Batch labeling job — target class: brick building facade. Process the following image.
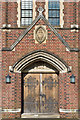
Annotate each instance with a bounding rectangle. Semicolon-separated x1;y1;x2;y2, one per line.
0;0;80;119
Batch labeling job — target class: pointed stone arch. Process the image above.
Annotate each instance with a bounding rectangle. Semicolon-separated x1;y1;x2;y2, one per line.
13;50;70;73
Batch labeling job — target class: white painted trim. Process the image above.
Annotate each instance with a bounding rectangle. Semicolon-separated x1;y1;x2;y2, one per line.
71;29;79;32
17;0;64;28
17;0;36;26
60;0;64;28
2;109;21;113
2;29;11;32
33;0;36;20
71;24;78;28
17;0;20;27
14;68;21;73
59;109;78;113
35;2;37;18
60;68;67;73
71;24;79;32
9;66;13;72
66;48;70;52
45;0;64;28
8;24;11;27
12;48;15;51
45;0;48;19
3;24;6;27
13;51;68;73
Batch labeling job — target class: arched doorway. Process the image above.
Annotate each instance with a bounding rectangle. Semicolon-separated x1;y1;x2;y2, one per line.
13;50;69;118
21;61;59;118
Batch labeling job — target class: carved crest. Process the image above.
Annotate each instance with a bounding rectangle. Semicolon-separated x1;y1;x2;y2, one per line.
35;26;46;44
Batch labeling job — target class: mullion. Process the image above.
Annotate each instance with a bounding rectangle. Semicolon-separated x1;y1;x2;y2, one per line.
48;9;60;10
21;17;32;18
21;9;32;10
49;16;60;18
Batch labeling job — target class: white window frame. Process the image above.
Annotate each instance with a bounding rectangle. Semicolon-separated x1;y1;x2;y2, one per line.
17;0;36;27
45;0;64;28
17;0;64;28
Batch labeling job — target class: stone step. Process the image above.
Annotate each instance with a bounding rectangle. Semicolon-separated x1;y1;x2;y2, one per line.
21;113;60;118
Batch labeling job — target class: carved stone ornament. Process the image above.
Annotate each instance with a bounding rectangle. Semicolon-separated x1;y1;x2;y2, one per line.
35;26;46;44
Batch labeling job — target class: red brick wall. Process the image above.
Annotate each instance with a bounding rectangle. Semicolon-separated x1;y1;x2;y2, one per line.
2;2;18;27
0;2;2;119
1;1;80;119
78;2;80;118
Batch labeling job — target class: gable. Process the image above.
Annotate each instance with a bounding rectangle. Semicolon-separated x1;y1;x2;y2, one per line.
2;7;79;52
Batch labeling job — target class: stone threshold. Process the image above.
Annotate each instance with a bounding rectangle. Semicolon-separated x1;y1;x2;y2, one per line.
21;113;60;118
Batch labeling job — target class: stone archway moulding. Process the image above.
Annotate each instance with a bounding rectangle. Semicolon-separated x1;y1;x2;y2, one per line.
12;50;71;73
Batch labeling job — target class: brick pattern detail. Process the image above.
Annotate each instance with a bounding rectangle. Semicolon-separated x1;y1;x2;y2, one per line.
0;1;80;119
63;2;79;27
2;2;18;27
0;2;2;120
36;1;45;18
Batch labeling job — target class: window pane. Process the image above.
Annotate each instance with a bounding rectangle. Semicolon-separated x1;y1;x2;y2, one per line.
21;1;32;9
48;0;60;9
49;18;60;26
48;0;60;26
22;10;32;17
21;18;32;25
49;10;59;17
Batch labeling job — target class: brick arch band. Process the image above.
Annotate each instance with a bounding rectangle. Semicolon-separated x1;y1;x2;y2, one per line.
13;50;70;73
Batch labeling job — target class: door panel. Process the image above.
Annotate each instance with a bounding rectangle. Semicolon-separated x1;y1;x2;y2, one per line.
41;74;58;113
23;73;58;114
24;73;40;113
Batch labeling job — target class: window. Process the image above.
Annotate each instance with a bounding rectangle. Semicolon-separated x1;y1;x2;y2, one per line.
48;0;60;26
20;0;60;26
21;0;33;26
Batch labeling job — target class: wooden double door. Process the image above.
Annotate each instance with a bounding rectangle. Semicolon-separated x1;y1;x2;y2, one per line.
23;73;58;114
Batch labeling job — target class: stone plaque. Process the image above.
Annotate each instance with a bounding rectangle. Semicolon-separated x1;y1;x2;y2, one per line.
35;26;46;44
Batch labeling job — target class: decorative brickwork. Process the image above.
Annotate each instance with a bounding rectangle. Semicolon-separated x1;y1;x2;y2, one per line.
0;1;80;119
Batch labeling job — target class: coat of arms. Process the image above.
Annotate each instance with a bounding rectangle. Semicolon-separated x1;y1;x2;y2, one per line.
35;26;46;44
